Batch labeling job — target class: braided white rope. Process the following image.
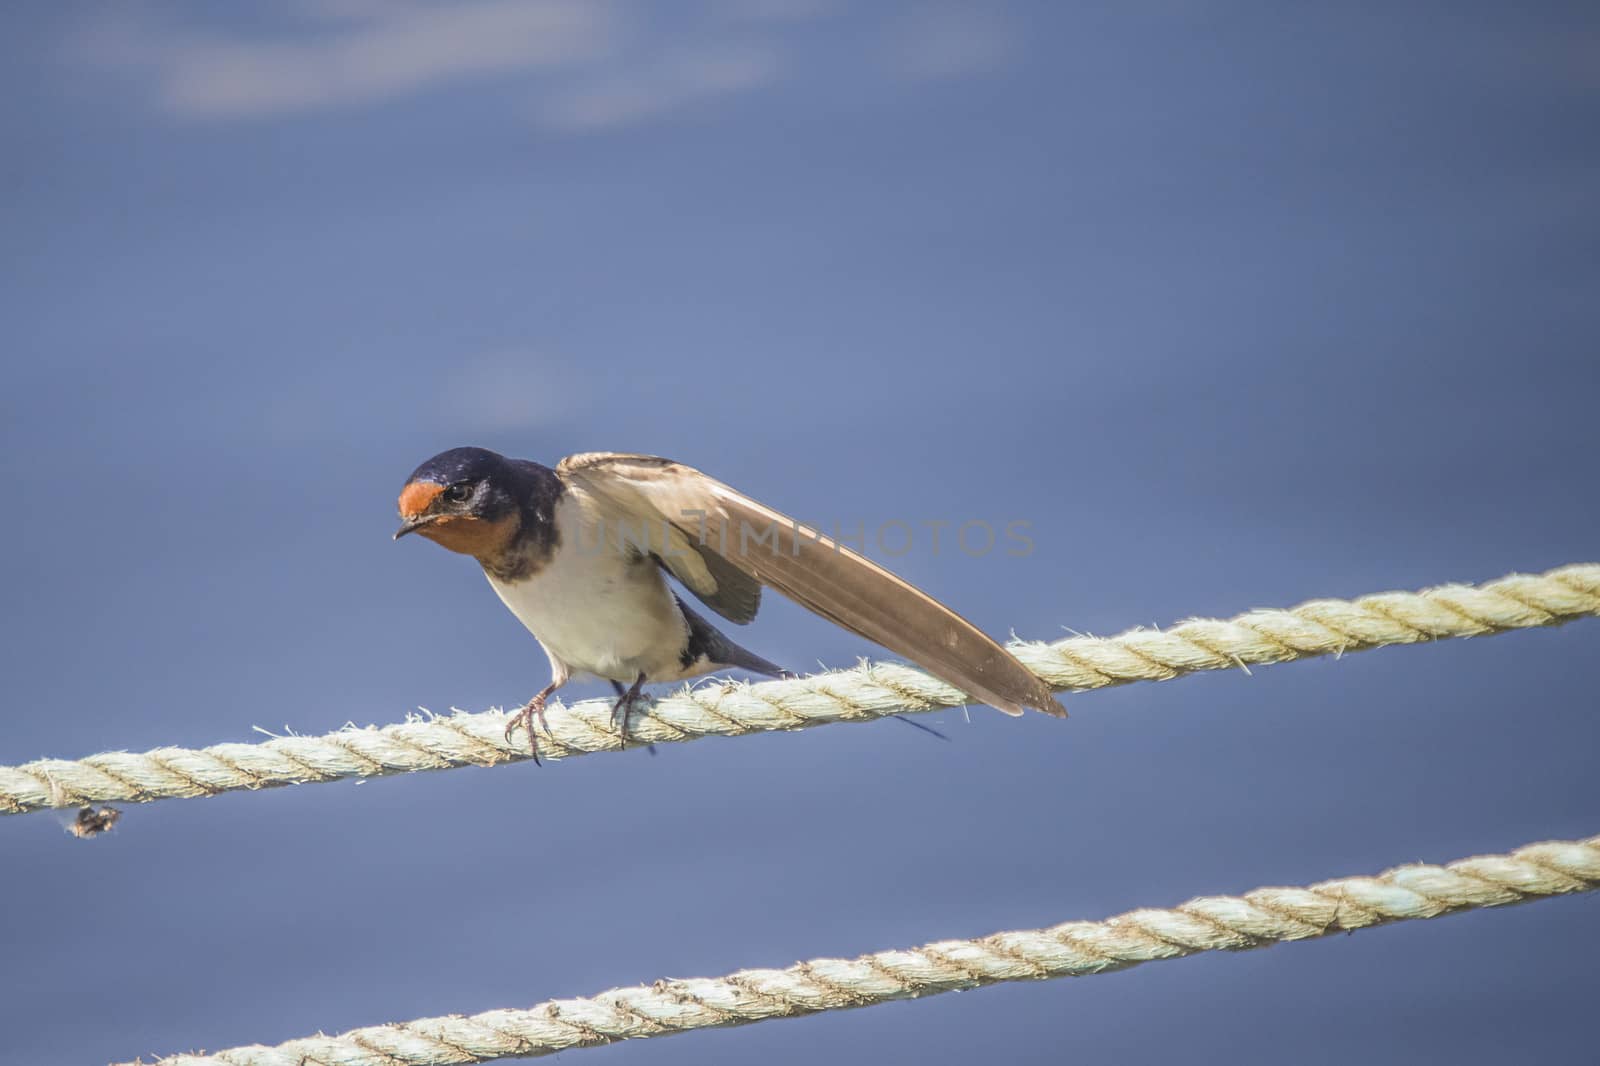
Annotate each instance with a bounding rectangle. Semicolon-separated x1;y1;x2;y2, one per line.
123;832;1600;1065
6;563;1595;816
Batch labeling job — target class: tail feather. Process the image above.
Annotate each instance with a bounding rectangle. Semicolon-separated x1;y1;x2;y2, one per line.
676;595;787;678
676;595;948;741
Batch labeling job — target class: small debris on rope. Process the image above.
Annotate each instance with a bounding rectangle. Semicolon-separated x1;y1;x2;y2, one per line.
69;805;121;838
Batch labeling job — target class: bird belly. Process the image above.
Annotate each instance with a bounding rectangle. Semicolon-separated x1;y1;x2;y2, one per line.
485;544;687;683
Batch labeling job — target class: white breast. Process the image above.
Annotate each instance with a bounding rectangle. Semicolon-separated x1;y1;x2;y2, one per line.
484;492;687;683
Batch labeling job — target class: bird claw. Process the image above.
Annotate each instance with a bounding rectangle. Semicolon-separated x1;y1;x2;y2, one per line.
610;676;651;750
505;693;550;765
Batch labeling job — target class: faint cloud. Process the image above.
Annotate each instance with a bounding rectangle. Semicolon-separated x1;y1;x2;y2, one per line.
887;6;1017;80
718;0;837;21
537;43;779;131
80;0;622;120
290;0;417;23
439;350;585;431
1573;36;1600;87
71;0;1012;131
1505;26;1600;90
255;347;581;446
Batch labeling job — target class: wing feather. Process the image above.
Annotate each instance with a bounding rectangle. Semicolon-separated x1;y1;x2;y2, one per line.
557;452;1064;717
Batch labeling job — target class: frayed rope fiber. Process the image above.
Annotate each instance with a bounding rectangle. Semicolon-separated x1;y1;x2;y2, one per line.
5;563;1596;816
123;832;1600;1065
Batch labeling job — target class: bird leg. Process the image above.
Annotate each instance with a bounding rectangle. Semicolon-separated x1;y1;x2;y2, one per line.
609;673;649;749
506;682;559;764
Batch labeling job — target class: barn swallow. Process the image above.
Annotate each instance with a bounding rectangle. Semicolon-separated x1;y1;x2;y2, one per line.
395;448;1064;761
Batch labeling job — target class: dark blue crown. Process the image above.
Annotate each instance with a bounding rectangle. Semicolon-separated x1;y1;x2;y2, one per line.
406;446;511;486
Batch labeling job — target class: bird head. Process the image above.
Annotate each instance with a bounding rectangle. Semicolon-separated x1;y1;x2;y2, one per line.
395;446;521;557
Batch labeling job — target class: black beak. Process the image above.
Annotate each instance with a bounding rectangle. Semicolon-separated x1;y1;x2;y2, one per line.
394;515;436;540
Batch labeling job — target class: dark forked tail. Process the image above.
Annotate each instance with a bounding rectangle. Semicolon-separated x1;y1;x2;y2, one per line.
675;595;946;741
676;595;788;678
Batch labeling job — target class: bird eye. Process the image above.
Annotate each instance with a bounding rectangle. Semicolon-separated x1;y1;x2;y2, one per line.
443;482;474;503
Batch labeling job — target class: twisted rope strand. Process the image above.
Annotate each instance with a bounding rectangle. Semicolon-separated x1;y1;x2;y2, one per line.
124;833;1600;1065
6;563;1596;816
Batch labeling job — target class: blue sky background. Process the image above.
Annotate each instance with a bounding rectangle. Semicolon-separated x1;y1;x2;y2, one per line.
2;2;1597;1063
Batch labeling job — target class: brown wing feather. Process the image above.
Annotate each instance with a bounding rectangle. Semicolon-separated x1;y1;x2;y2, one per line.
558;452;1065;718
562;454;763;624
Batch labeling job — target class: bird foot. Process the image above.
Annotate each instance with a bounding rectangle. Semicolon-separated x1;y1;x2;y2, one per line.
505;691;552;764
610;675;652;750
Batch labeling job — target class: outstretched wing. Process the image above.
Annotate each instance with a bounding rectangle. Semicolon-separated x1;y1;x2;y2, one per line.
557;452;1065;718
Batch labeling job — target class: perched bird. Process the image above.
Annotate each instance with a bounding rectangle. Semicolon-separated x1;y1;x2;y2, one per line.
395;447;1064;761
